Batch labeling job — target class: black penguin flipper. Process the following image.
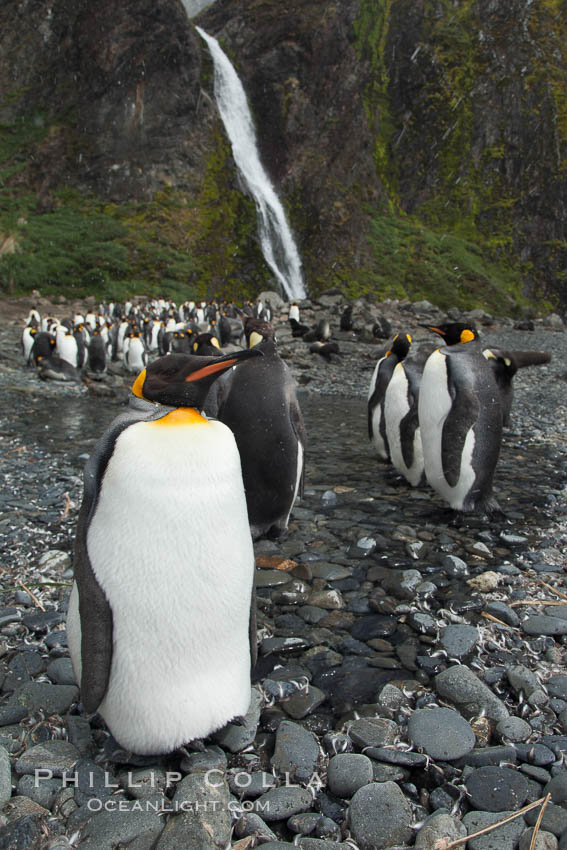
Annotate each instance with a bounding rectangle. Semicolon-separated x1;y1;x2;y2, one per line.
441;383;480;488
74;504;113;713
74;396;174;713
399;404;419;470
249;577;258;669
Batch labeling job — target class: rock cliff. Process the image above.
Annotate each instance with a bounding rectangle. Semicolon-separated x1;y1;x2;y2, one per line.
0;0;565;309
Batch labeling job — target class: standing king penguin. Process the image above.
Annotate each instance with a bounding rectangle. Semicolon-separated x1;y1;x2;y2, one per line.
418;323;502;512
368;333;412;462
215;322;306;540
67;349;261;755
384;344;432;487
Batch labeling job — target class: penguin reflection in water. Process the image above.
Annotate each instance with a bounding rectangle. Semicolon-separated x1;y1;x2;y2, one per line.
67;349;261;755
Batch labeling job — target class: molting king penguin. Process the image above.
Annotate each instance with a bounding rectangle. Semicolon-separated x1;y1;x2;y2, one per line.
367;333;412;462
214;322;307;540
418;323;503;512
482;347;551;427
67;348;262;755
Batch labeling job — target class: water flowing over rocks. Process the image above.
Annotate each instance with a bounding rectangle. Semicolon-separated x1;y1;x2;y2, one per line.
0;295;566;847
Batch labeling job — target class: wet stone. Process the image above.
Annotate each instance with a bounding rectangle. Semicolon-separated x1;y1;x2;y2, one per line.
79;809;164;850
253;787;313;822
519;829;558;850
7;682;78;715
348;781;413;850
298;606;327;625
441;624;479;659
261;636;311;654
408;708;476;761
522;616;567;636
307;590;344;610
281;685;326;719
547;675;567;700
506;664;541;697
515;743;556;766
496;716;533;743
485;601;520;627
365;747;428;768
17;773;61;809
525;802;567;837
46;657;75;685
347;717;397;749
465;765;529;812
66;716;94;756
407;611;437;634
0;745;11;808
435;664;509;722
441;554;469;576
160;775;231;849
15;740;80;776
313;664;404;712
271;721;319;784
21;610;64;633
327;753;373;798
544;773;567;805
0;705;28;727
256;570;292;588
234;812;277;843
0;816;40;850
229;770;276;799
463;809;526;850
415;811;468;848
350;615;397;640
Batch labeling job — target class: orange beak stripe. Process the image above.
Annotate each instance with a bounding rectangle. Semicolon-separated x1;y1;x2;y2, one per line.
132;369;147;398
185;359;237;382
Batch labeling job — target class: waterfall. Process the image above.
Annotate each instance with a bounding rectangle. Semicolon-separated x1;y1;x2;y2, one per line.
195;27;307;301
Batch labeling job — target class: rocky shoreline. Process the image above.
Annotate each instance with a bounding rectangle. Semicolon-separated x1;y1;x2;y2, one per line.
0;294;566;850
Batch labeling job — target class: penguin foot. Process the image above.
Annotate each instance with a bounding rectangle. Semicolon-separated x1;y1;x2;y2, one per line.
230;715;247;727
186;738;207;752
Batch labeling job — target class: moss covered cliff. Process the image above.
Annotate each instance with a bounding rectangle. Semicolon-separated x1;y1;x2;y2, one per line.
0;0;565;312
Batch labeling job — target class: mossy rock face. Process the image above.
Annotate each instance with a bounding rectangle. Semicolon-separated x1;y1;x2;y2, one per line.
0;0;566;309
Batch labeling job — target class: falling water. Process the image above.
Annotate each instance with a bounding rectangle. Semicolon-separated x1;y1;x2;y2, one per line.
196;27;306;301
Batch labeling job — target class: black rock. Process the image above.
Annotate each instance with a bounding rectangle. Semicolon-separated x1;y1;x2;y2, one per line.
465;766;529;812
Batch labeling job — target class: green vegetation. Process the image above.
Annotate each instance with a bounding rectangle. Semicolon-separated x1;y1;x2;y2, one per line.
365;209;531;313
351;0;564;313
0;114;267;303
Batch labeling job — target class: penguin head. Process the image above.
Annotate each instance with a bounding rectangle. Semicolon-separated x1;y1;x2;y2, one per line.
422;323;478;345
245;319;275;348
131;349;262;408
389;333;412;358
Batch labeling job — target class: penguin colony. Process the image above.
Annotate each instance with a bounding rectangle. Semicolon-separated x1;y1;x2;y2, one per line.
20;298;552;753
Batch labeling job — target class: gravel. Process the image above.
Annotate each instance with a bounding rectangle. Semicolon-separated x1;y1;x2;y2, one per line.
0;294;566;848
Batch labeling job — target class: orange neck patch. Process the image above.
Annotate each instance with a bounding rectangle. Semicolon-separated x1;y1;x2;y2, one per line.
152;408;208;427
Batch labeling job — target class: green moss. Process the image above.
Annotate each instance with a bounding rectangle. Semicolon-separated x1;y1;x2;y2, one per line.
354;0;398;202
0;109;272;301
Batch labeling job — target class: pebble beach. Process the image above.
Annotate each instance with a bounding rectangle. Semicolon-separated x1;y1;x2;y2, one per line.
0;293;566;850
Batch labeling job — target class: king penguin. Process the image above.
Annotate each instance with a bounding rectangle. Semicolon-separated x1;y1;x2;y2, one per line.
214;322;307;540
367;333;412;462
384;344;433;487
483;347;551;427
67;348;262;755
418;323;503;512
